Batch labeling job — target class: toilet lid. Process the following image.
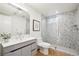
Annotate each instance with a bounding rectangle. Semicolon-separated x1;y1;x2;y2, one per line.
38;42;51;48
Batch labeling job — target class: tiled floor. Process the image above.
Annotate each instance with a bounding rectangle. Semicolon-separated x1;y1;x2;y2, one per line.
35;48;72;56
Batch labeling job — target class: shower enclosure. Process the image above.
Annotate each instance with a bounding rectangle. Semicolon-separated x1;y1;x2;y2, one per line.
41;9;79;55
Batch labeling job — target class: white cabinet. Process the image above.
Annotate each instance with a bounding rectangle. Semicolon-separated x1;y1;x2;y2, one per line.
31;43;37;50
21;45;31;56
4;49;21;56
31;42;37;56
3;39;37;56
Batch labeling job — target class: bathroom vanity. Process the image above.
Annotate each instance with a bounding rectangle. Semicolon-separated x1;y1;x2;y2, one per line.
0;37;37;56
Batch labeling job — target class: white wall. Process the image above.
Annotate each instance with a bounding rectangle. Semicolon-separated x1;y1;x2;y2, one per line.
30;11;41;39
17;4;42;39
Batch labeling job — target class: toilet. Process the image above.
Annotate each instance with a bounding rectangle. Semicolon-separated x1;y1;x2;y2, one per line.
37;37;51;55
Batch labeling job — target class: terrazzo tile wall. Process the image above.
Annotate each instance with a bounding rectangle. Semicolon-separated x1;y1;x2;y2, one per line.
56;11;77;50
74;8;79;52
42;9;79;53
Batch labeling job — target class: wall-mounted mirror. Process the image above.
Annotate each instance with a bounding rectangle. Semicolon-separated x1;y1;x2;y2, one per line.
0;3;30;37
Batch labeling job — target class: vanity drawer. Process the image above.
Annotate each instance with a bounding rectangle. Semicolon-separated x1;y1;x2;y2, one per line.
3;45;15;54
13;39;36;50
4;49;21;56
31;42;37;51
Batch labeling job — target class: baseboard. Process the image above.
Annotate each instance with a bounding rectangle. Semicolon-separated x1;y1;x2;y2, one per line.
50;46;79;56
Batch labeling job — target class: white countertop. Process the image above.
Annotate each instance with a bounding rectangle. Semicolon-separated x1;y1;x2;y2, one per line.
1;36;36;48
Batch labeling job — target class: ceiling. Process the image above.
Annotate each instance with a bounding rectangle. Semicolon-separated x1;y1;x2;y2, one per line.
0;3;29;17
0;3;18;15
0;3;78;18
25;3;79;17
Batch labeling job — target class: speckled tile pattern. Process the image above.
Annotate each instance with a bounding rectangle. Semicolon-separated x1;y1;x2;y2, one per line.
57;12;78;50
42;11;79;53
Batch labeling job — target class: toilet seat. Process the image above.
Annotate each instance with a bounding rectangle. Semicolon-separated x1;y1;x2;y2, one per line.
38;42;51;48
36;37;51;55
